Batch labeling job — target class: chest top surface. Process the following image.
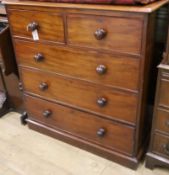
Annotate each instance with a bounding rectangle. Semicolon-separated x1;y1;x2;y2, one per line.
2;0;169;13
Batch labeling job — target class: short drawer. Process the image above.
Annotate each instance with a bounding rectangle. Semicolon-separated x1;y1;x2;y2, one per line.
24;94;134;155
67;14;143;55
15;40;140;91
152;133;169;159
155;108;169;134
159;77;169;108
20;67;138;125
8;9;64;43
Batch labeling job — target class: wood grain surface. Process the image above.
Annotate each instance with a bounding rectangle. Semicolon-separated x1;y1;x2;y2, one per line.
14;39;140;91
24;94;134;155
152;133;169;159
155;108;169;134
20;67;138;125
67;14;143;55
8;9;64;43
3;0;169;13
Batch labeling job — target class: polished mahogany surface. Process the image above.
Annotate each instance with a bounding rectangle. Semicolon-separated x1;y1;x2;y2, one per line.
4;0;169;169
146;64;169;169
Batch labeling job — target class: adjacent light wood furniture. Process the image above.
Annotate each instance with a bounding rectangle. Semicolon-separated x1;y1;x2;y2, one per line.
4;0;169;169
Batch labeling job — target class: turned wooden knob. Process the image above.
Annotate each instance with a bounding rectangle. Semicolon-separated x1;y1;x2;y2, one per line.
27;22;39;32
94;29;107;40
39;82;48;91
43;110;52;118
97;97;107;107
163;144;169;155
97;128;106;137
34;53;44;62
96;65;107;75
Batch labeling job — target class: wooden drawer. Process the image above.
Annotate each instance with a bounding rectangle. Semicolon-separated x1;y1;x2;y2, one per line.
20;67;138;124
8;9;64;43
15;40;140;91
159;78;169;108
155;108;169;134
24;94;134;155
67;14;143;55
152;133;169;159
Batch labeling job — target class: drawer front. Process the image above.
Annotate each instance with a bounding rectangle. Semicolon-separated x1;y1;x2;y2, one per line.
152;133;169;159
67;14;143;55
155;108;169;134
20;67;138;124
8;10;64;43
24;95;134;155
15;40;140;91
159;78;169;107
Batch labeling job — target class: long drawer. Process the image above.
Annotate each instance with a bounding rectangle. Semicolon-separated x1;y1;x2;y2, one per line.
152;133;169;159
67;14;143;55
20;67;138;124
24;94;134;155
8;9;64;43
15;40;140;91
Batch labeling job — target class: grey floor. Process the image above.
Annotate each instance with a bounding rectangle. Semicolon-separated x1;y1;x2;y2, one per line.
0;112;168;175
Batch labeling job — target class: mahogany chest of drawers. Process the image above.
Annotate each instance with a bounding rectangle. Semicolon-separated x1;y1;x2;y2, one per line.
146;63;169;169
4;0;169;169
146;17;169;169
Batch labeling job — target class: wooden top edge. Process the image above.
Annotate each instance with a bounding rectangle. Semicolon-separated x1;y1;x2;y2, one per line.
2;0;169;13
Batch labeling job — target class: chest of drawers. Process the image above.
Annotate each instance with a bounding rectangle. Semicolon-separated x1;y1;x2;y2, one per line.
146;64;169;169
4;0;169;169
146;15;169;169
